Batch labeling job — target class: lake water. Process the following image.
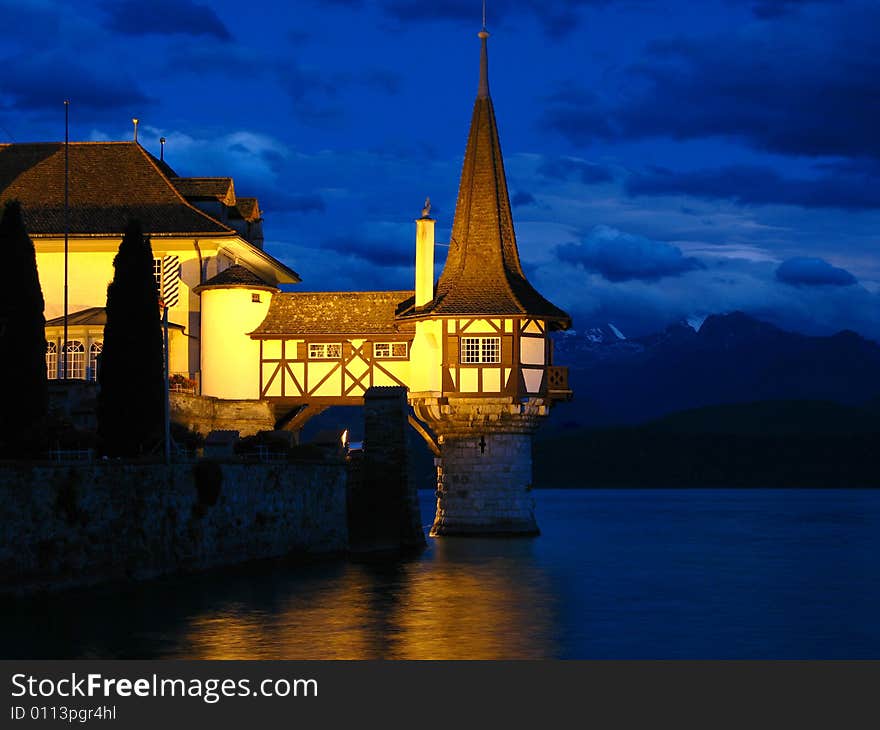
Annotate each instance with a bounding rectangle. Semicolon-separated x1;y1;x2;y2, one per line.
4;489;880;659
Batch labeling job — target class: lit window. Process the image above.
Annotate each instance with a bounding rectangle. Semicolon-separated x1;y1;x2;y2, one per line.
153;258;163;293
461;336;501;364
63;340;86;379
308;343;342;359
46;341;57;380
89;341;103;382
374;342;408;359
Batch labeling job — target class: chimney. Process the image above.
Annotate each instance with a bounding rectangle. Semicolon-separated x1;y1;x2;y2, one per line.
415;197;435;308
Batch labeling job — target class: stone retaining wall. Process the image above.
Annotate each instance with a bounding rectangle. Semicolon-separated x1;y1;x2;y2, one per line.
0;460;347;595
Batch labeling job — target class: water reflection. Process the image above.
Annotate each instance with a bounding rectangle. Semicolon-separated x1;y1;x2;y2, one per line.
3;526;559;659
6;489;879;659
170;537;559;660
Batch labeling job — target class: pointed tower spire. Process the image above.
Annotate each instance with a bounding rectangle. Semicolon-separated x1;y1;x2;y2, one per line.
478;23;490;98
411;22;570;327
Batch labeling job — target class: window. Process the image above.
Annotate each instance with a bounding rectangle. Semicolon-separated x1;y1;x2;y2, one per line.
153;258;163;293
374;342;408;359
46;341;57;380
308;343;342;359
461;336;501;364
63;340;85;379
89;341;103;382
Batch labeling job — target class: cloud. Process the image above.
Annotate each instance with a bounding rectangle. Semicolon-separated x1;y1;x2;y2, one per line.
0;54;152;113
260;193;326;214
511;191;536;207
744;0;835;19
556;225;703;282
532;250;880;341
542;2;880;160
626;164;880;211
537;156;614;185
320;234;412;268
330;0;615;35
99;0;231;40
776;257;857;287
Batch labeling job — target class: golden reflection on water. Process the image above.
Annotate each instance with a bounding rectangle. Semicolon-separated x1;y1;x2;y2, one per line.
168;538;560;660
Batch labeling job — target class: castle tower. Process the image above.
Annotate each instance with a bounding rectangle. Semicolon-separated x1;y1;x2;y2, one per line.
404;26;572;536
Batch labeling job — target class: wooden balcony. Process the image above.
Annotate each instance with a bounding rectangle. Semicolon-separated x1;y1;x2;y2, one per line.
546;366;572;401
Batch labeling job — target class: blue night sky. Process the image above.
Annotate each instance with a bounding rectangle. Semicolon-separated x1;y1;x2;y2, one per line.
2;0;879;339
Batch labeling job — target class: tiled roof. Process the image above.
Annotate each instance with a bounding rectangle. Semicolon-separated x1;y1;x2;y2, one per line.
251;291;415;337
408;35;570;328
199;264;275;289
171;177;236;206
45;306;183;329
231;197;260;221
0;142;234;236
45;306;106;327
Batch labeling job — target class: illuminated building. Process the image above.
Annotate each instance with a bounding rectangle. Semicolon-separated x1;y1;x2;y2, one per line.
0;25;570;535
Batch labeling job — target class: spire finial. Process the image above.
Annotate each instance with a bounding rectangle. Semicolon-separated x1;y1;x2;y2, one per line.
477;5;490;99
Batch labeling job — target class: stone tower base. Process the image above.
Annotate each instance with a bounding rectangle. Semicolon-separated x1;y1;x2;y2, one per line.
431;432;538;536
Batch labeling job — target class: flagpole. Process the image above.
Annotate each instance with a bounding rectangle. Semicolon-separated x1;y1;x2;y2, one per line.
63;99;69;379
164;304;171;465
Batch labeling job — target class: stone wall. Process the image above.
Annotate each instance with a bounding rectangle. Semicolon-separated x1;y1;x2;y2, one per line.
170;392;275;437
410;395;545;536
433;432;538;536
348;387;425;552
0;460;347;596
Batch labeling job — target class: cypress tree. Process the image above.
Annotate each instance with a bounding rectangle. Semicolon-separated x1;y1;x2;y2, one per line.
97;219;165;456
0;201;48;457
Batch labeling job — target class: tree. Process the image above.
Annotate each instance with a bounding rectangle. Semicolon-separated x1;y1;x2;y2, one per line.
0;201;48;456
97;219;165;456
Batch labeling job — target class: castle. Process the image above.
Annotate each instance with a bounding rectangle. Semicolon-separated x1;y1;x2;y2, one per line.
0;27;571;535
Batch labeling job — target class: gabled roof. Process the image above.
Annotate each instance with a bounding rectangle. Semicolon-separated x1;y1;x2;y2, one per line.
251;291;415;337
404;31;571;328
231;197;261;221
196;264;277;290
171;177;236;206
0;142;236;236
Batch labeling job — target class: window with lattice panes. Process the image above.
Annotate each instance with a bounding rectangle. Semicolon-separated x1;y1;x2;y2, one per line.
153;258;163;293
89;341;103;382
63;340;85;379
374;342;408;359
461;336;500;364
46;341;57;380
309;343;342;359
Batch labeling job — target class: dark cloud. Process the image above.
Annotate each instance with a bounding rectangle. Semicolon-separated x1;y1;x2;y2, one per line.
543;2;880;160
776;257;857;287
259;192;326;214
100;0;231;40
626;164;880;211
371;0;613;35
0;54;152;113
511;191;536;207
745;0;834;19
556;226;703;282
537;156;614;185
320;235;412;268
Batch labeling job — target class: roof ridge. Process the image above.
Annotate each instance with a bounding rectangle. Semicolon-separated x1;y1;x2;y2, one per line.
133;144;236;234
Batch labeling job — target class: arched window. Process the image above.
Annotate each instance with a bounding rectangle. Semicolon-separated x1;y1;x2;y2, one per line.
63;340;85;380
89;341;103;382
46;341;58;380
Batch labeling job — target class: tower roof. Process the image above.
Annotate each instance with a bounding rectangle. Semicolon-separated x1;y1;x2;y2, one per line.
405;29;570;328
